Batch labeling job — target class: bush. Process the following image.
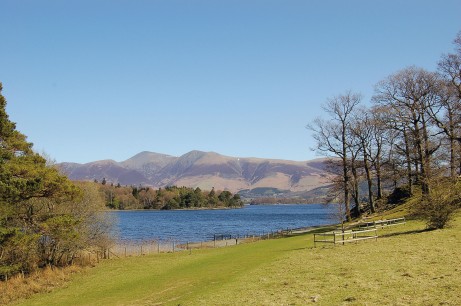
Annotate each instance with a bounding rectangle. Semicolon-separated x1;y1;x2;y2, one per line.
415;180;461;229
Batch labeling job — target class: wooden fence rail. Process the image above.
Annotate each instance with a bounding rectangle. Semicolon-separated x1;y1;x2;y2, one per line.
314;217;406;247
358;217;406;229
314;228;378;247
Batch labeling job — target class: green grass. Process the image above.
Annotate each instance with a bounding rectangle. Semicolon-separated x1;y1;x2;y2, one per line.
15;208;461;305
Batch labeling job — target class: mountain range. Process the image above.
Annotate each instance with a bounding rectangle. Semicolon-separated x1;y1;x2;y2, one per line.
57;151;331;197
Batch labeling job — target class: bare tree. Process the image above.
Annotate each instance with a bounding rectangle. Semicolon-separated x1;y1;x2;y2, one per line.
373;66;441;195
307;91;362;221
347;134;363;216
350;107;376;213
426;81;461;177
434;31;461;176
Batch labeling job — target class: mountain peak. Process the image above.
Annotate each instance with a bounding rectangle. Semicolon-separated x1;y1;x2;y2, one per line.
121;151;176;169
57;150;331;194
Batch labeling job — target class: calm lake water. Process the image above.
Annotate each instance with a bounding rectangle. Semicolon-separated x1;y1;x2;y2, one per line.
108;204;337;243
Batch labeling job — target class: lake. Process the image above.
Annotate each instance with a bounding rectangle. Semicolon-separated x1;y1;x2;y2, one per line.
109;204;337;244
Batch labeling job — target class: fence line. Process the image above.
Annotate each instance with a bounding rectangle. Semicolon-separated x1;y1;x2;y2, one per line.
314;228;378;247
105;228;300;258
358;217;406;229
314;217;406;247
69;225;336;262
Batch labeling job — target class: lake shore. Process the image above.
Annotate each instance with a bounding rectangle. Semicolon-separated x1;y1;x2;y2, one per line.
109;204;337;244
16;204;458;306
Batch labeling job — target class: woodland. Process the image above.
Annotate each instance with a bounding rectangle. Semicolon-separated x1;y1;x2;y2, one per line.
308;31;461;228
97;181;244;210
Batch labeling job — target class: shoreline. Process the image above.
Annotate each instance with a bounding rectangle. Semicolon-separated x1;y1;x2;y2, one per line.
109;221;340;257
105;202;325;212
105;205;244;212
103;204;247;212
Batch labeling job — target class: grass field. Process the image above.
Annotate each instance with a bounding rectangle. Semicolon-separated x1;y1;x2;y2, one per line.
13;207;461;305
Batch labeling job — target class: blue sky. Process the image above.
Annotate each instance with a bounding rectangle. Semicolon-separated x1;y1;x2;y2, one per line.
1;1;460;163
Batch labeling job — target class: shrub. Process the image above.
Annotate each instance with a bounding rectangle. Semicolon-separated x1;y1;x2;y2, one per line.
415;180;461;229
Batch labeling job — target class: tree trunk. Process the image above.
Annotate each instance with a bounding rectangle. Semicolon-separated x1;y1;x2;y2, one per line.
413;116;429;194
421;115;431;195
403;128;413;194
342;155;351;222
342;117;352;221
375;152;383;200
450;136;455;177
362;144;375;213
350;157;360;217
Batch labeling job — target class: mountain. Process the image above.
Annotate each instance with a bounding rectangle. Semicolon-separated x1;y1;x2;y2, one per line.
57;150;332;196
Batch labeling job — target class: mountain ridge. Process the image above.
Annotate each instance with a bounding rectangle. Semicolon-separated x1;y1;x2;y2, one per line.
57;150;331;195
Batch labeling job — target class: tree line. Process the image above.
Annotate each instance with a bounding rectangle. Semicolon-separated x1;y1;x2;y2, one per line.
0;84;113;280
98;182;244;210
308;31;461;228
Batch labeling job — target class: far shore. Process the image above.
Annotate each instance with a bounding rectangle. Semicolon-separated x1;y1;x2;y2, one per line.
105;205;244;212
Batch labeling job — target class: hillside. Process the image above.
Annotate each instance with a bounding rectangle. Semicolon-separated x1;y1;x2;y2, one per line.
58;151;332;195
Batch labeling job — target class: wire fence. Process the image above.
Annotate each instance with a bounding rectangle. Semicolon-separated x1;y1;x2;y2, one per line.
70;226;316;264
106;228;300;258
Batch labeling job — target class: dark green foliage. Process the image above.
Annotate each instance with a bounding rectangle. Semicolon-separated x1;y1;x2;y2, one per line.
0;84;111;280
99;184;244;210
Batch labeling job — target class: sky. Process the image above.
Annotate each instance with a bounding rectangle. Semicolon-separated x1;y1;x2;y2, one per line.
1;0;461;164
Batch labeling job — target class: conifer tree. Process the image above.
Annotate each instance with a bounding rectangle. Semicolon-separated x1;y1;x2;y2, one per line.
0;83;81;278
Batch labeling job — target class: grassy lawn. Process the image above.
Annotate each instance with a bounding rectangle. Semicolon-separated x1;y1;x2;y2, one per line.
15;210;461;305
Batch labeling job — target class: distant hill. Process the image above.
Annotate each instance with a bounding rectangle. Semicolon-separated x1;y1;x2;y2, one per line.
57;151;332;197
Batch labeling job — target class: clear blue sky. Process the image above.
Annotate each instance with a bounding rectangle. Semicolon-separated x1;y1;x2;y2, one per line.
1;1;460;163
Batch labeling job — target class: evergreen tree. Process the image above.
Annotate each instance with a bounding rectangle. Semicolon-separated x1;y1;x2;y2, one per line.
0;83;82;278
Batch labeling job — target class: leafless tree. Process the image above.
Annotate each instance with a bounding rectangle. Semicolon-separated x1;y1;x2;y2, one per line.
307;91;362;221
350;107;376;213
434;31;461;176
373;66;441;195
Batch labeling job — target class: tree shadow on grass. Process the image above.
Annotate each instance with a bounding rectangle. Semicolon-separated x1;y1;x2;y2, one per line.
287;228;435;252
380;228;435;238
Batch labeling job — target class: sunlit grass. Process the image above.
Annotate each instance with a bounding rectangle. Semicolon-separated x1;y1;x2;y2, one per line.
13;209;461;305
198;218;461;305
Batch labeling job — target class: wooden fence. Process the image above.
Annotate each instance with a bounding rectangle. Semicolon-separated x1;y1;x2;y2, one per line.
358;217;406;229
314;228;378;247
314;217;406;247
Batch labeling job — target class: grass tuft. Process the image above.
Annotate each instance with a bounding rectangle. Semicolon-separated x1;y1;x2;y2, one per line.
1;265;82;305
